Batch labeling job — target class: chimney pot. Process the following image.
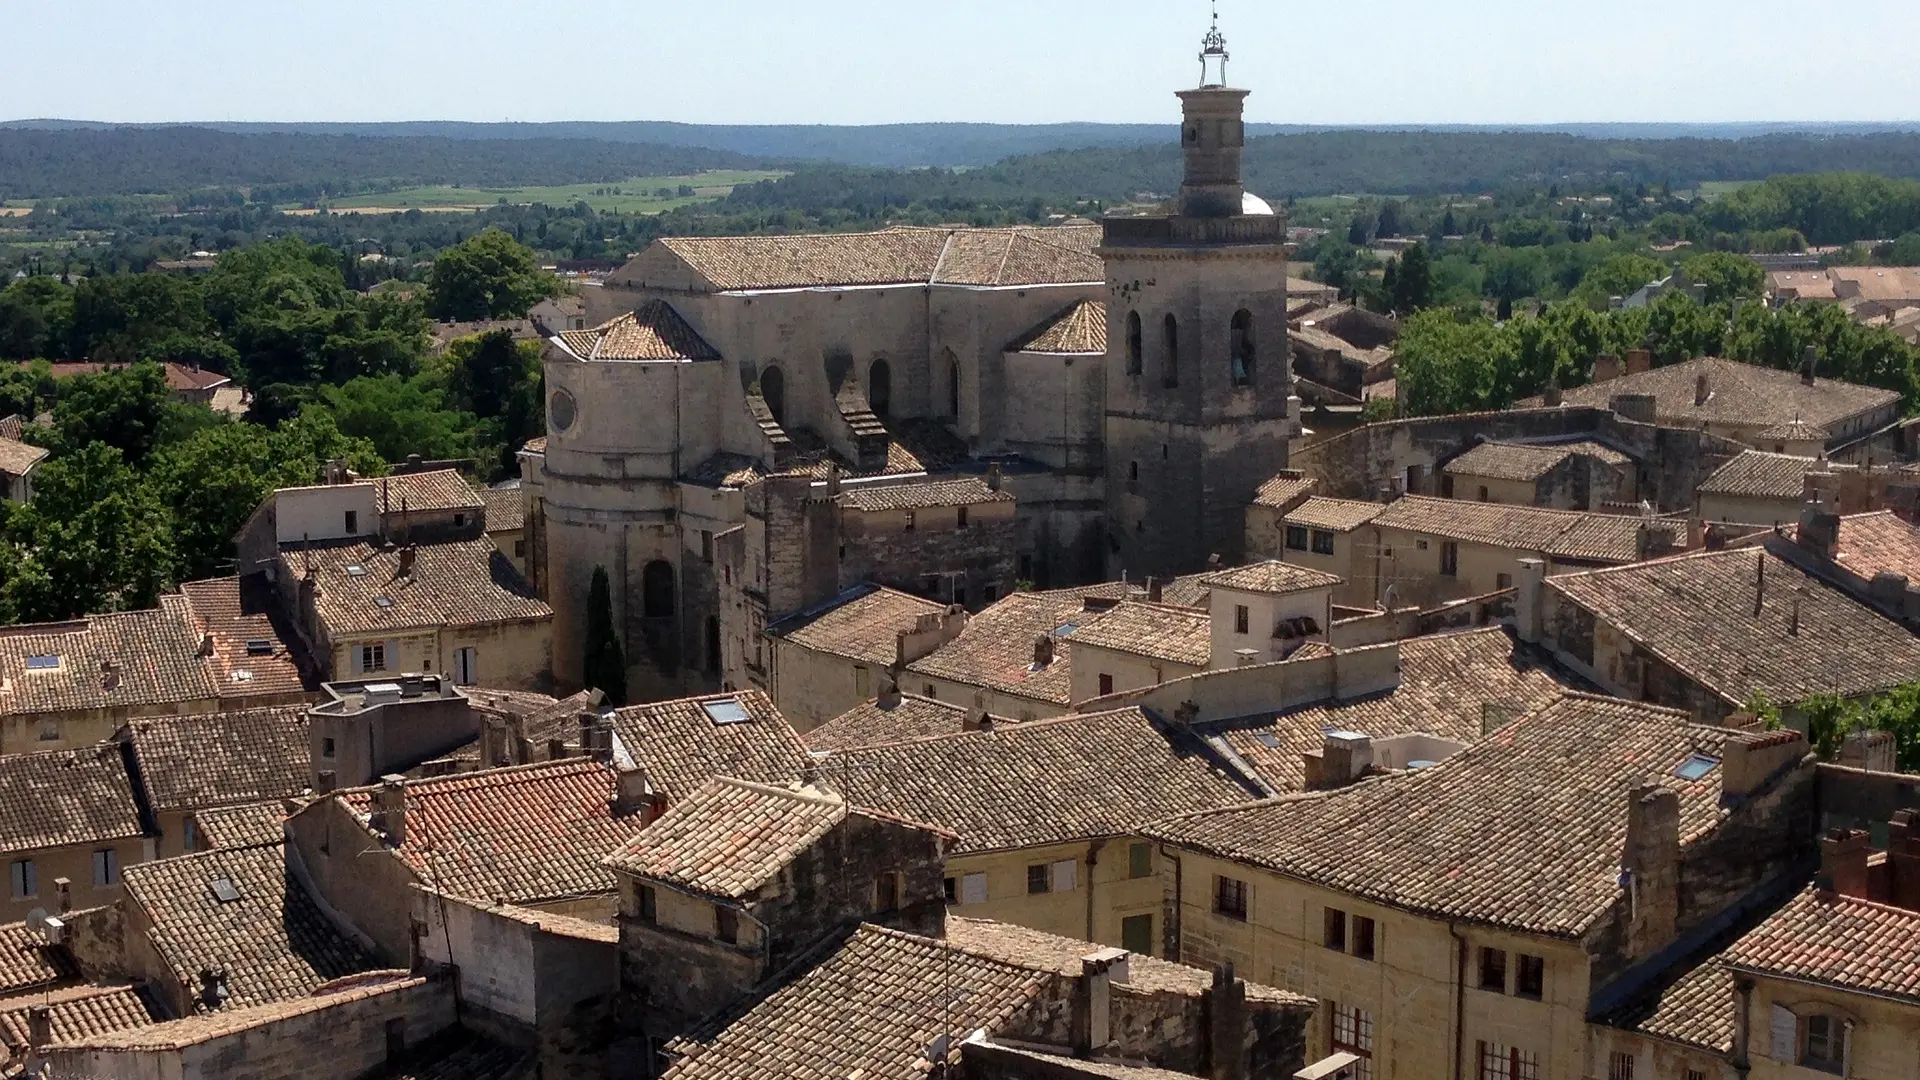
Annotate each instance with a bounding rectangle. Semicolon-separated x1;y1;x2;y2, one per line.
53;877;70;914
612;766;650;817
1593;353;1622;383
375;775;407;848
315;770;336;795
1625;348;1652;376
27;1006;51;1048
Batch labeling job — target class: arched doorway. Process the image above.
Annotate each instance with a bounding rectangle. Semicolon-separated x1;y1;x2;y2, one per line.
868;359;892;419
642;560;676;618
760;366;786;426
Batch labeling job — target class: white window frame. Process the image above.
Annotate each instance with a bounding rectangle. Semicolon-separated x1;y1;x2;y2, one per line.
358;641;388;674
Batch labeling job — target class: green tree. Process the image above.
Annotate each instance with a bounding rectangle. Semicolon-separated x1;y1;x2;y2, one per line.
1;443;173;620
309;375;478;465
48;361;172;466
0;276;74;360
1570;253;1665;309
1679;251;1766;305
582;566;628;705
1394;309;1503;416
425;230;557;321
440;330;544;479
1392;242;1434;314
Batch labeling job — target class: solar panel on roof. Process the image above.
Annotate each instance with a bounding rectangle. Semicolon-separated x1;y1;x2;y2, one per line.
701;698;753;726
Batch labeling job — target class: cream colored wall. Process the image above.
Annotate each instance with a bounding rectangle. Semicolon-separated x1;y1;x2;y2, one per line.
1744;974;1920;1080
944;837;1167;954
1207;585;1334;669
909;672;1064;724
489;526;527;577
1068;643;1201;704
0;836;151;925
1589;1027;1733;1080
1165;848;1593;1080
440;620;553;692
1376;527;1536;603
331;631;436;680
1277;532;1367;608
651;881;764;950
1449;474;1538;507
1698;492;1802;528
769;639;873;734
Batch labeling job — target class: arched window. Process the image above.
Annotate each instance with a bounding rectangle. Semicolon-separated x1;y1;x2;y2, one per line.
1162;314;1180;388
947;353;961;419
1125;311;1143;376
760;366;786;426
704;616;721;675
868;359;892;418
642;560;675;619
1231;309;1255;386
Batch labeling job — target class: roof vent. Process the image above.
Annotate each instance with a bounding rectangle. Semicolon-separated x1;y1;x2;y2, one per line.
210;877;242;904
701;698;752;726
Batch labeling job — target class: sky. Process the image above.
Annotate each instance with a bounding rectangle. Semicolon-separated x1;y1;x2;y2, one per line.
7;0;1919;127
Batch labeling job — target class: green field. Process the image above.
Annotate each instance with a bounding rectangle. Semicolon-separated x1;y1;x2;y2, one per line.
293;170;786;215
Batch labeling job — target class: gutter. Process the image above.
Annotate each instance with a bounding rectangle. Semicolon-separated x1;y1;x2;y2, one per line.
1449;923;1467;1080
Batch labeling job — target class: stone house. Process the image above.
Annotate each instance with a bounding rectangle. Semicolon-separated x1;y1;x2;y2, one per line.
761;584;950;731
816;707;1264;956
838;476;1020;607
1440;439;1637;510
480;486;528;577
1362;495;1685;607
1145;695;1821;1080
902;590;1095;722
1201;561;1342;669
1521;546;1920;723
1067;600;1212;703
113;705;310;858
174;576;313;703
0;744;155;925
0;435;47;503
1262;496;1386;607
802;692;982;750
0;905;167;1070
1244;472;1320;560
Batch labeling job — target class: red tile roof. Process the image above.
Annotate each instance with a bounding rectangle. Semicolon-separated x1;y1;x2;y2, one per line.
804;695;972;752
555;301;722;362
0;743;147;854
119;705;311;814
1725;885;1920;1001
1009;299;1107;354
284;538;551;638
175;576;308;699
0;983;164;1050
0;597;223;717
770;586;947;667
608;692;812;803
603;778;857;900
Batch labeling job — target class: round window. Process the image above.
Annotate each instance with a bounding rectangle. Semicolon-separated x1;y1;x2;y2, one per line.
549;389;577;433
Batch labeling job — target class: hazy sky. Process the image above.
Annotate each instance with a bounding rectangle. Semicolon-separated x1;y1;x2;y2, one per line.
8;0;1919;126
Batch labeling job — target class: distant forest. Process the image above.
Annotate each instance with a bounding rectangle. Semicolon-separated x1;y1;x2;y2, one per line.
12;124;1920;204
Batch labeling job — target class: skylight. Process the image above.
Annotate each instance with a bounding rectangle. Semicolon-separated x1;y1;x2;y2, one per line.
1255;733;1282;749
1674;753;1720;781
1053;621;1080;637
345;564;367;578
375;597;394;608
23;655;59;671
245;639;275;657
701;698;753;726
210;877;242;904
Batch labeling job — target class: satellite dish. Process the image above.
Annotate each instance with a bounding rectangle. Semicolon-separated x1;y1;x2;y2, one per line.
23;907;46;932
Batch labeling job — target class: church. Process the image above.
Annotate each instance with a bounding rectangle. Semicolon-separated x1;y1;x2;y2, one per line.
520;19;1299;698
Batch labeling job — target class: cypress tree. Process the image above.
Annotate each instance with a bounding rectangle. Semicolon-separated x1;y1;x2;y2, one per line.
583;566;627;705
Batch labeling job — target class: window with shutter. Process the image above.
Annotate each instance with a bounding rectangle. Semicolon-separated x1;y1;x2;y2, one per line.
960;873;988;904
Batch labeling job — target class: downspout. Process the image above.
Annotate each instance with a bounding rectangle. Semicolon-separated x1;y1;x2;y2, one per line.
1164;846;1184;962
1448;923;1467;1080
1731;976;1753;1078
1085;839;1107;943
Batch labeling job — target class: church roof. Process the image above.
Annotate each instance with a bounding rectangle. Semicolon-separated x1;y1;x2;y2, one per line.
615;226;1102;293
554;300;720;362
1009;299;1107;354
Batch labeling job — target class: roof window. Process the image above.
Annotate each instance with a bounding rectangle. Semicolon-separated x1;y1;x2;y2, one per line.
375;596;394;609
244;639;275;657
23;655;59;672
345;564;368;578
210;876;243;904
1255;733;1283;749
700;698;753;726
1053;621;1080;637
1673;753;1720;781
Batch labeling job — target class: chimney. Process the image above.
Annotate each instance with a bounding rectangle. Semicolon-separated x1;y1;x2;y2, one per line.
590;722;614;765
26;1006;51;1049
1147;577;1165;604
373;775;407;848
1818;828;1873;898
1837;730;1896;773
1514;558;1546;644
197;631;216;658
1234;648;1260;667
315;770;337;795
1625;348;1652;376
1071;948;1129;1055
1304;730;1373;790
611;766;650;817
1203;963;1247;1080
397;545;418;578
876;670;903;709
198;967;230;1009
1721;729;1809;798
987;463;1003;493
1801;345;1818;386
546;737;569;761
405;453;424;471
1798;503;1840;560
1622;783;1681;958
1694;373;1711;407
1593;353;1622;383
1543;381;1563;408
1032;634;1055;669
965;693;990;732
53;877;70;914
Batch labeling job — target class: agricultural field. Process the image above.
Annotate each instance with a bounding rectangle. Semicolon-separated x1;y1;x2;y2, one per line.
290;170;785;215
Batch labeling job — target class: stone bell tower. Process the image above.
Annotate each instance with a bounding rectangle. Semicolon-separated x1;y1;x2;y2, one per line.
1100;8;1296;580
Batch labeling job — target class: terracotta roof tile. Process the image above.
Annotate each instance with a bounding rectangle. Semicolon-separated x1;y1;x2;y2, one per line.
0;983;164;1049
1202;561;1344;596
770;585;948;667
1204;629;1572;792
608;691;812;803
1725;885;1920;1001
1548;548;1920;704
1252;474;1318;510
62;975;419;1048
628;226;1102;293
281;538;550;638
819;708;1259;854
1010;299;1107;354
943;917;1309;1005
1755;418;1831;442
520;436;547;455
191;802;287;851
603;778;855;899
1599;953;1735;1052
1822;510;1920;583
1070;601;1212;669
1444;440;1629;482
1697;450;1817;499
0;744;146;853
0;437;47;477
682;452;767;490
122;842;378;1010
374;469;484;516
119;706;309;814
1283;497;1387;532
1151;695;1736;937
0;919;77;995
340;759;646;904
841;478;1014;513
28;362;230;394
804;695;973;752
175;576;308;699
0;598;222;718
555;300;721;362
1373;495;1655;563
663;924;1051;1080
478;488;524;533
1536;356;1897;431
906;592;1093;707
384;1029;535;1080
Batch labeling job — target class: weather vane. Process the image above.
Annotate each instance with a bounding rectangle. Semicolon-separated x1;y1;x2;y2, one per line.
1199;1;1229;88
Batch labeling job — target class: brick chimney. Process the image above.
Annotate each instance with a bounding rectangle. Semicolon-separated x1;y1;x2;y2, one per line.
1032;634;1056;669
1798;502;1840;560
396;545;418;578
1801;345;1818;386
1202;962;1247;1080
372;775;408;848
1625;348;1652;376
1818;828;1873;898
1303;730;1373;790
1622;782;1681;959
1593;354;1622;383
1694;373;1711;407
1544;381;1563;407
1889;810;1920;910
611;766;651;818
